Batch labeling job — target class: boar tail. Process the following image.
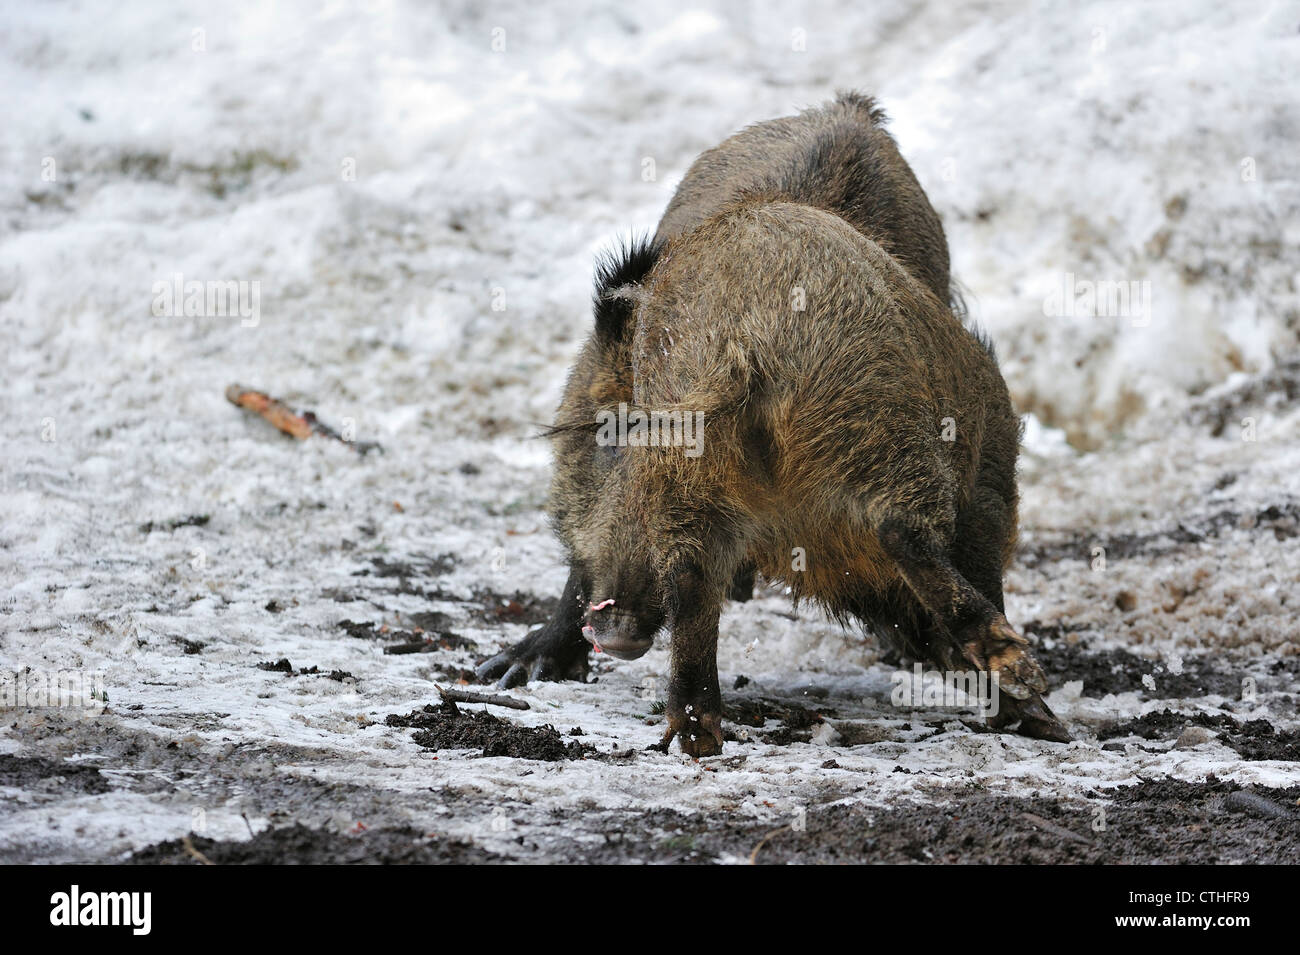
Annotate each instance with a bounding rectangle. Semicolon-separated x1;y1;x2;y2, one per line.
832;89;888;126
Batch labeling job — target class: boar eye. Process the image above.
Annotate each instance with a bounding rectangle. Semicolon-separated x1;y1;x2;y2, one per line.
598;443;620;464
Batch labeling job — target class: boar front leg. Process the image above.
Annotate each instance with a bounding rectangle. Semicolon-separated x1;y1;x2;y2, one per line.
476;568;590;688
659;564;725;757
875;515;1070;742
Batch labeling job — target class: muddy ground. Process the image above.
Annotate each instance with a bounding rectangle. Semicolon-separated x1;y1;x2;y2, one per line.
3;538;1298;864
121;779;1300;865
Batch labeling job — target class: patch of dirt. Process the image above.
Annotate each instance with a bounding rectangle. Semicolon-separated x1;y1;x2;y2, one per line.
126;823;504;864
407;610;457;632
385;700;593;761
431;666;480;684
336;555;558;635
1019;501;1300;565
112;148;300;199
0;754;112;795
338;619;382;639
1032;640;1246;698
1188;357;1300;437
337;620;476;654
353;554;458;579
171;636;205;654
564;778;1300;864
467;589;558;627
253;659;354;681
1098;709;1300;761
383;633;475;655
723;696;833;745
138;514;210;534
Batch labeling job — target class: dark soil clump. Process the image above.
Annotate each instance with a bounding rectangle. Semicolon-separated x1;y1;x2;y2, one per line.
386;700;593;761
1098;708;1300;761
1032;640;1244;698
0;754;112;795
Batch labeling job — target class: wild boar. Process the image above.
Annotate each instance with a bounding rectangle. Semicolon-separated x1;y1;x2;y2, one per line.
477;92;1068;755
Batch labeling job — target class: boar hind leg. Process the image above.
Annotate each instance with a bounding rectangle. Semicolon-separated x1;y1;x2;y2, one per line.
727;562;756;602
875;515;1070;742
656;564;725;758
476;569;590;689
948;488;1067;739
951;485;1010;614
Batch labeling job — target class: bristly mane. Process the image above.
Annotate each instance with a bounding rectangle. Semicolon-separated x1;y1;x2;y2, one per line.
593;234;664;342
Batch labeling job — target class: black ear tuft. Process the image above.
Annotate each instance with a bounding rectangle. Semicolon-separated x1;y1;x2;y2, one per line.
593;234;664;343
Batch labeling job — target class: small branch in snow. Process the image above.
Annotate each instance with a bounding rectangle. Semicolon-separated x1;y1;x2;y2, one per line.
225;384;382;454
748;825;791;865
437;685;531;710
180;835;214;865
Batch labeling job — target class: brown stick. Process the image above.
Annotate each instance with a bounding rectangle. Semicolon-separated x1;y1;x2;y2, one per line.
437;685;531;710
226;384;312;439
181;835;215;865
748;825;791;865
226;384;381;454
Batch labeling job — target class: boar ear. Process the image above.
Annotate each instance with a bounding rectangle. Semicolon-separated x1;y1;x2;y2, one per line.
593;234;663;343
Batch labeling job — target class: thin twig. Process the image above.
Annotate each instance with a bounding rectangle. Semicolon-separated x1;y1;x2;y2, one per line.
748;825;791;864
181;835;215;865
437;685;531;710
225;384;382;454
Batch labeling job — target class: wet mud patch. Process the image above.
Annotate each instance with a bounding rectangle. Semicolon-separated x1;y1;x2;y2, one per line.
1189;356;1300;437
386;700;593;761
127;823;504;864
344;556;557;626
565;778;1300;864
255;658;356;681
383;633;475;655
1098;709;1300;761
337;619;476;655
0;754;112;795
138;514;210;534
1031;639;1246;698
335;552;557;637
723;696;834;745
431;665;480;684
466;589;558;627
407;610;458;632
351;554;458;580
1019;500;1300;565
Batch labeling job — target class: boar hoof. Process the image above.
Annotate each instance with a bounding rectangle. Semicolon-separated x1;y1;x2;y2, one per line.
476;627;589;689
959;613;1048;701
663;709;724;758
987;692;1071;743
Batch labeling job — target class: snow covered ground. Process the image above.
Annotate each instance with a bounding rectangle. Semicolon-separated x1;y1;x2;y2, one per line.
2;0;1298;863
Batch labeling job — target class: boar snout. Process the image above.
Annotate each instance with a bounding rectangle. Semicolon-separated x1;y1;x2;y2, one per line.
581;598;656;660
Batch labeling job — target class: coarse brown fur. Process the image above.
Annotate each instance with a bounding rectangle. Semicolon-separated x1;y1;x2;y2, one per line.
656;91;954;309
478;92;1067;754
